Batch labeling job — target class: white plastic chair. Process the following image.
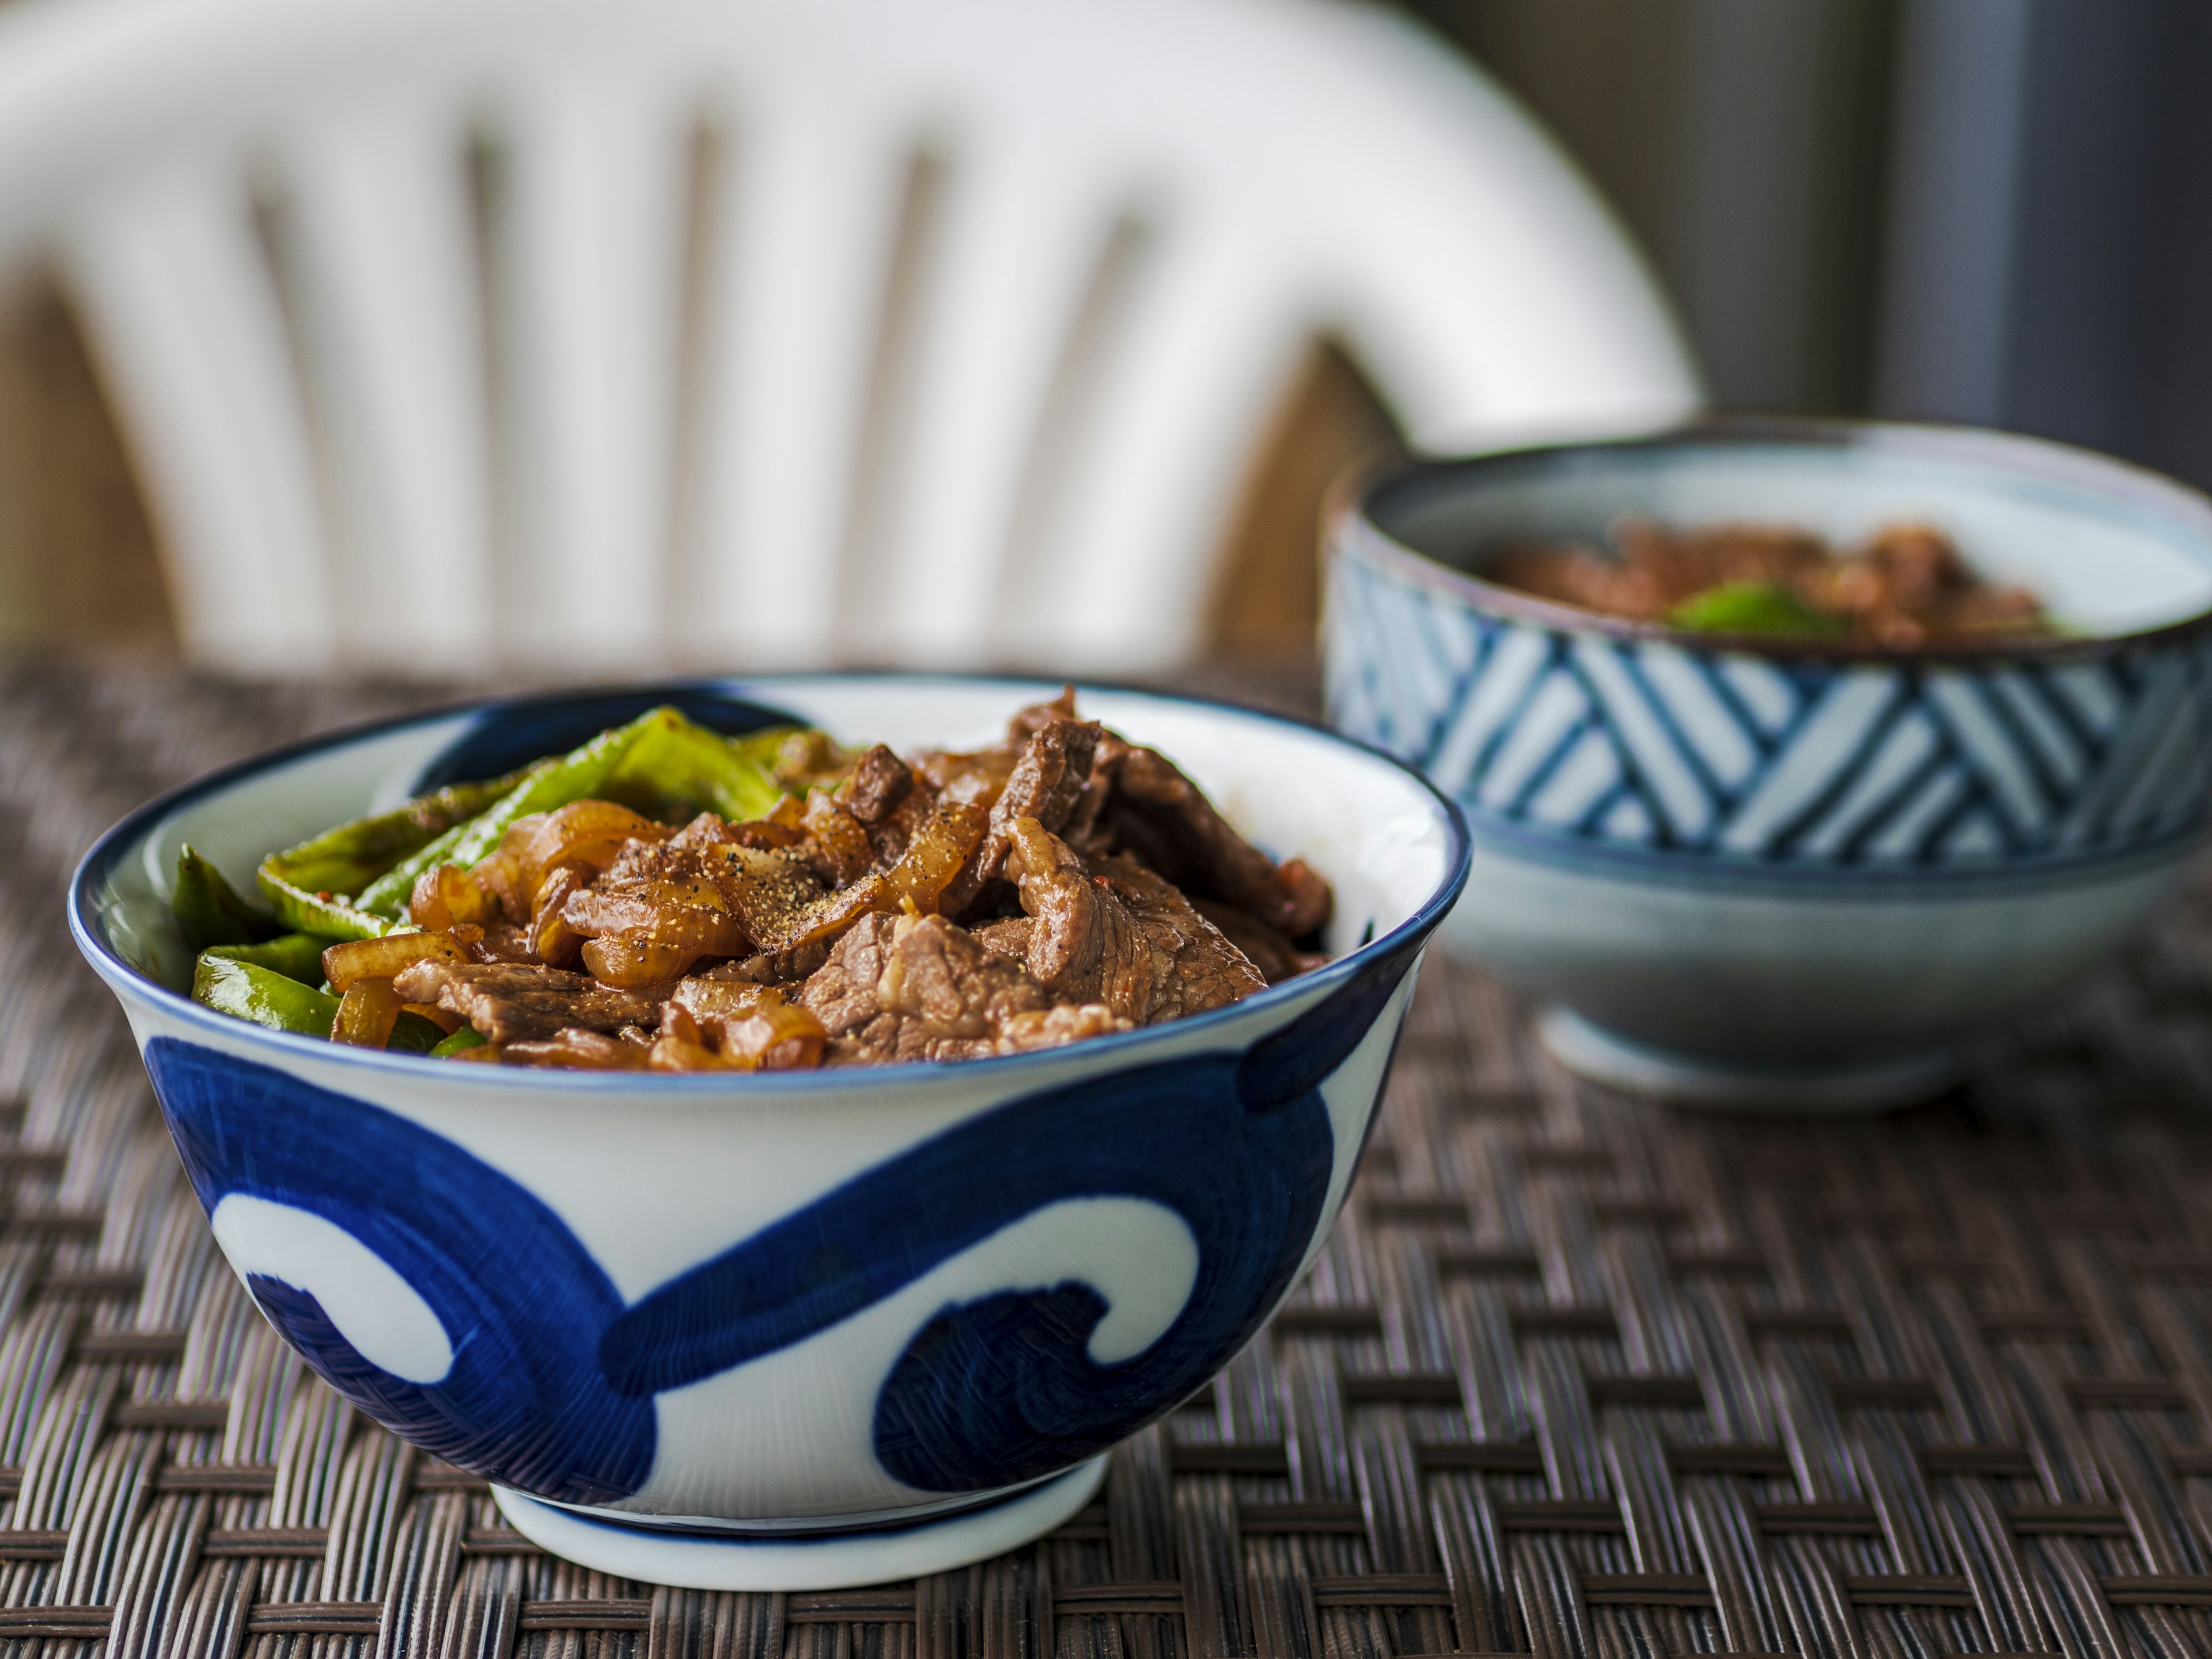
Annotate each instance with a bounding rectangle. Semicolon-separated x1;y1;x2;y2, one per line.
0;0;1698;675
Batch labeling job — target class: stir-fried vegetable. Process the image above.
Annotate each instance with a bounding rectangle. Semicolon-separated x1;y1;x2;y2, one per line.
200;931;329;984
172;847;281;952
259;767;535;938
184;707;807;1055
1665;581;1848;641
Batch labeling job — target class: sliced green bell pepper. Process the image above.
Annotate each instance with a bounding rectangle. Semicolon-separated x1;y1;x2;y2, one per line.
172;846;281;952
193;954;446;1052
199;932;329;985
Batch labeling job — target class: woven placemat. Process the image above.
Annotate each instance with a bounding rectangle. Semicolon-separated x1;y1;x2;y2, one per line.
5;665;2212;1659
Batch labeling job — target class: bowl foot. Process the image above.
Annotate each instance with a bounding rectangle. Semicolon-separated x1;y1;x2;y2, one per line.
493;1457;1108;1591
1536;1007;1960;1113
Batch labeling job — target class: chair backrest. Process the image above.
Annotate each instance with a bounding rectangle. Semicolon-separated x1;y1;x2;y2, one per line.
0;0;1698;675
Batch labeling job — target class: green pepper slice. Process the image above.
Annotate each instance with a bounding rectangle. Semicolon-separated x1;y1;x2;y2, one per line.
257;766;533;938
194;955;339;1038
172;846;281;952
194;954;446;1052
1666;582;1847;640
199;932;330;985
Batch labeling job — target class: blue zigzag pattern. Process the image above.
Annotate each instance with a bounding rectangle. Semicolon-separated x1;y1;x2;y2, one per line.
1326;554;2212;870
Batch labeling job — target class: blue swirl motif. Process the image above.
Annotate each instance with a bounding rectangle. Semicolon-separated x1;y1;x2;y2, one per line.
149;1039;656;1506
143;940;1414;1503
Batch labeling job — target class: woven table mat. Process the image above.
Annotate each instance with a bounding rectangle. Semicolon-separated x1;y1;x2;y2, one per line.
6;666;2212;1659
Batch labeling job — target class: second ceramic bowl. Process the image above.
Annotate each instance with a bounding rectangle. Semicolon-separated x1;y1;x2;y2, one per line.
1324;418;2212;1109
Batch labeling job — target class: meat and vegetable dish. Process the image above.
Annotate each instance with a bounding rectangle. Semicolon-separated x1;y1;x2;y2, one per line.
175;692;1334;1071
1490;519;2053;647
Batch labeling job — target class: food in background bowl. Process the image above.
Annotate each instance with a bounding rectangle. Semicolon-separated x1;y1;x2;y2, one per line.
180;689;1333;1071
1325;419;2212;1110
70;677;1468;1590
1493;518;2052;647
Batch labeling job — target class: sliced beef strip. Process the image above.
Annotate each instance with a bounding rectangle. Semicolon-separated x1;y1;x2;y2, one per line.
972;916;1033;962
1099;743;1332;938
797;912;1126;1066
1007;686;1081;743
842;744;915;825
707;937;835;987
1002;817;1265;1025
1094;854;1269;1022
995;718;1101;834
391;960;666;1046
863;785;935;868
911;747;1019;805
596;836;716;889
939;717;1101;919
1189;897;1325;985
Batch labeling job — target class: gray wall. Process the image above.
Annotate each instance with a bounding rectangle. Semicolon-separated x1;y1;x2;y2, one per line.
1417;0;2212;495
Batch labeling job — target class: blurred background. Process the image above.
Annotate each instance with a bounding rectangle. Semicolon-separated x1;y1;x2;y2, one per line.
1;0;2207;668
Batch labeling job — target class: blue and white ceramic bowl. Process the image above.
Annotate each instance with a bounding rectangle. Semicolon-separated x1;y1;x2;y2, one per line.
70;676;1468;1589
1325;420;2212;1109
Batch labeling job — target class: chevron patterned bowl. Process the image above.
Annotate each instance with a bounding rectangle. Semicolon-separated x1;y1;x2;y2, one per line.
1324;419;2212;1108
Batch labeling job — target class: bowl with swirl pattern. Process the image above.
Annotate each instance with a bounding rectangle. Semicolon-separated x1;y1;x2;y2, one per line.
70;675;1468;1589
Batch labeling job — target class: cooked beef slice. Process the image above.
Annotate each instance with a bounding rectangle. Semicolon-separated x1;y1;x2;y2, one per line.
1094;855;1269;1021
710;936;835;987
1000;819;1152;1021
390;960;665;1046
1100;744;1332;938
972;916;1034;961
797;915;910;1059
596;837;716;888
918;752;1018;810
863;785;936;868
842;744;915;825
1007;687;1081;743
995;718;1101;835
798;792;873;886
1190;897;1325;984
703;844;828;948
797;912;1126;1065
940;717;1102;918
1002;818;1266;1024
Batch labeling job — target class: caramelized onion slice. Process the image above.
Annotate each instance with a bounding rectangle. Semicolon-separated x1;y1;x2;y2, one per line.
332;979;404;1048
408;863;495;932
773;802;990;953
582;936;709;988
566;887;752;957
324;931;467;994
671;979;827;1070
519;801;668;900
503;1028;647;1070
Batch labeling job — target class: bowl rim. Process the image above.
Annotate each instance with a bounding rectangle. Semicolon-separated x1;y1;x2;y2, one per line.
69;672;1473;1096
1328;413;2212;664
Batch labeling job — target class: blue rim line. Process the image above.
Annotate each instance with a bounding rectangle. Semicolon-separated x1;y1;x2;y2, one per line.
69;673;1474;1096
